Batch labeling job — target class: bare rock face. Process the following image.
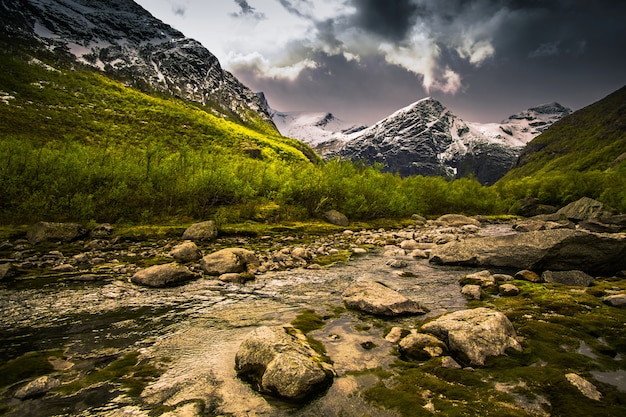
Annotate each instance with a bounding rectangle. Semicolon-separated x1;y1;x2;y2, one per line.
200;248;260;276
429;229;626;275
342;278;428;316
420;308;521;366
131;263;198;287
556;197;614;222
182;221;218;241
27;222;86;244
234;326;334;401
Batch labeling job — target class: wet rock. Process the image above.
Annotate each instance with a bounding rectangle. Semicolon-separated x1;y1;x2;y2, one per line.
14;375;60;399
200;248;260;276
436;214;481;227
557;197;613;223
400;239;420;250
603;294;626;308
235;326;334;401
72;253;91;265
219;272;254;283
429;229;626;275
385;259;407;268
291;247;311;260
461;285;481;300
459;270;495;288
385;327;404;343
499;284;520;296
399;333;447;360
26;221;86;244
170;241;202;263
131;263;198;287
515;269;541;282
181;220;218;241
352;247;368;255
565;373;602;401
323;210;349;226
421;308;522;366
579;215;626;233
342;278;428;316
541;270;594;287
51;264;75;272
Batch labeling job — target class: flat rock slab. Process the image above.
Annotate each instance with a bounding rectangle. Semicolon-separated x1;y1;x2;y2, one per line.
420;307;521;366
342;278;428;316
429;229;626;275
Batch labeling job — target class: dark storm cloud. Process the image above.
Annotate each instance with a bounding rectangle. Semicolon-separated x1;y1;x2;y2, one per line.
349;0;421;42
234;0;626;123
231;0;266;20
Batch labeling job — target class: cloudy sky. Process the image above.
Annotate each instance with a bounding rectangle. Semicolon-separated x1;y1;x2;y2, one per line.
134;0;626;124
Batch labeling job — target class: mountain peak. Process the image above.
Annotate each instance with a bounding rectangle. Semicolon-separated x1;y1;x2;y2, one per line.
1;0;275;128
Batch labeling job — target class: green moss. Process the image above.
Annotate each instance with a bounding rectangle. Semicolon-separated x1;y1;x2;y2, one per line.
57;351;161;397
313;250;352;266
291;309;326;334
0;350;63;388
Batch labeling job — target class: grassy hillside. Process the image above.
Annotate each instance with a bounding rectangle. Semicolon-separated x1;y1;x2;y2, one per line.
496;86;626;211
0;43;507;224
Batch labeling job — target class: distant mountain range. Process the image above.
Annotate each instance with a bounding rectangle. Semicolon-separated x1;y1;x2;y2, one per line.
270;97;571;184
0;0;274;128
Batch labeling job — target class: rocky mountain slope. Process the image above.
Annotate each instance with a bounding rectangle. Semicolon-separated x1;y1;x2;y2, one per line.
0;0;274;128
274;97;570;184
501;85;626;180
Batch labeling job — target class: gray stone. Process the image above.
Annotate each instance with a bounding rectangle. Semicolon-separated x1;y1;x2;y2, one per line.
603;294;626;308
409;249;429;259
461;285;482;300
0;263;15;281
235;326;334;400
182;220;218;241
27;222;86;245
386;258;407;268
131;263;198;287
515;269;542;282
342;278;428;316
541;270;594;287
170;241;202;262
399;333;447;360
14;376;60;399
421;308;522;366
436;214;481;227
565;373;602;401
499;284;520;296
323;210;349;226
557;197;613;222
440;356;462;369
459;270;495;287
200;248;260;276
429;229;626;275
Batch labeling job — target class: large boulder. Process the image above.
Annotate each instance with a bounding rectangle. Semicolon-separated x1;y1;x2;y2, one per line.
342;278;428;316
200;248;260;276
181;220;218;241
556;197;613;222
421;308;521;366
170;241;202;263
541;270;594;287
131;263;198;287
429;229;626;275
234;326;334;401
27;222;86;245
323;210;349;226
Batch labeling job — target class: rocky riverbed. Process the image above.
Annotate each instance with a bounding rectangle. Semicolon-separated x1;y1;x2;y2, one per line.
1;207;626;416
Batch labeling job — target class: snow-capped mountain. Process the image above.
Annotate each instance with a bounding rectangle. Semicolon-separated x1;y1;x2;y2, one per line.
0;0;274;127
468;103;572;147
273;97;571;182
322;98;571;184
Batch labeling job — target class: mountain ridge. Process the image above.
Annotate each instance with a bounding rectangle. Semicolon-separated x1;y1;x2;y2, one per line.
0;0;275;129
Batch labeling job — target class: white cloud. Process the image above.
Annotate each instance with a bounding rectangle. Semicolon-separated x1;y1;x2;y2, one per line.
226;51;318;81
456;39;495;65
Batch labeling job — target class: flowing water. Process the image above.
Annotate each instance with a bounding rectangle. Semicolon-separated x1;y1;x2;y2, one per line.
0;248;484;416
